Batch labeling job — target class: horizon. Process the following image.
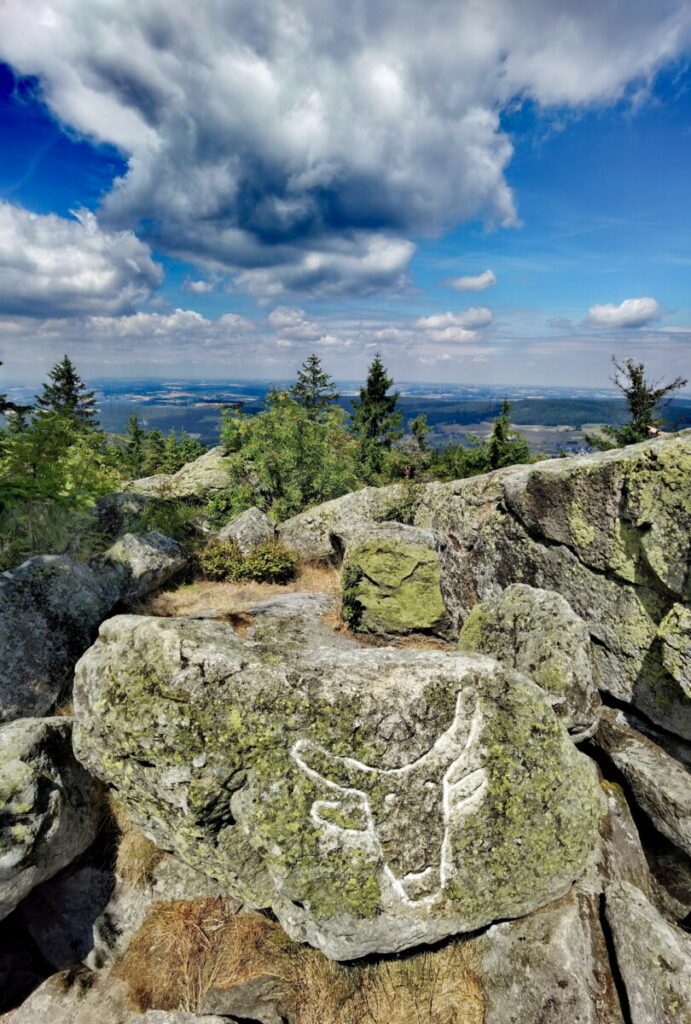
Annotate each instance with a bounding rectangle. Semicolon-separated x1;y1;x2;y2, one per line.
1;2;690;388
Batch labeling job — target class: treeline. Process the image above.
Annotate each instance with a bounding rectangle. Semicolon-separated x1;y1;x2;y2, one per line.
0;356;204;569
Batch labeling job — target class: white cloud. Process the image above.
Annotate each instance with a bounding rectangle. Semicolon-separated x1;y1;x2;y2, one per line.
1;1;689;298
415;308;493;331
186;279;214;293
587;296;660;328
448;269;497;292
0;202;162;316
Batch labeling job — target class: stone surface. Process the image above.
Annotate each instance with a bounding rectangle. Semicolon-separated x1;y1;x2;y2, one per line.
127;447;229;500
217;506;275;554
74;614;601;960
104;531;189;600
245;592;357;654
476;891;624;1024
594;707;691;857
19;862;113;970
279;430;691;740
339;521;457;637
658;602;691;695
201;974;294;1023
88;855;229;971
605;881;691;1024
0;718;104;921
0;555;121;722
3;969;229;1024
458;584;601;739
95;492;150;539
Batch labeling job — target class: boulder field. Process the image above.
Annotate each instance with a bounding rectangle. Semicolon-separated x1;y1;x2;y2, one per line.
1;431;690;1021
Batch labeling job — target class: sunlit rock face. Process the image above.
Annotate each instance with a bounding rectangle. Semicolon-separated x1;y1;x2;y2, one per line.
73;614;600;960
280;431;691;740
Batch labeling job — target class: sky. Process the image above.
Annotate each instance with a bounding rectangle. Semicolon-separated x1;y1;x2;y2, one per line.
1;0;691;388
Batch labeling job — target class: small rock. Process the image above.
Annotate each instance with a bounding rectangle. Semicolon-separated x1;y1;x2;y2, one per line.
246;592;357;653
218;507;275;554
201;974;295;1023
103;531;189;600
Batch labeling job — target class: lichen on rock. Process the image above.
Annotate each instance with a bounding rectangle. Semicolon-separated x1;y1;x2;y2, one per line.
73;614;601;960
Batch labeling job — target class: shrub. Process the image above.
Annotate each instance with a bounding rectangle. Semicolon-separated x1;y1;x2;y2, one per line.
198;539;297;584
197;539;244;581
341;563;365;629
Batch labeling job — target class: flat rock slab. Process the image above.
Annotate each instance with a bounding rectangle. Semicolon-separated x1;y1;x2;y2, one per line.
74;614;601;960
594;708;691;858
217;507;275;554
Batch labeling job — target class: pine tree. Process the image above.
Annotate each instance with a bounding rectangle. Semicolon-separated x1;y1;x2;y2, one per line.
586;358;687;449
289;354;340;418
350;354;403;481
141;428;165;476
35;355;99;429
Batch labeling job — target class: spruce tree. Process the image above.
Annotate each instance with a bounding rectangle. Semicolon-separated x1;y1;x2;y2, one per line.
485;399;532;469
289;354;340;418
35;355;99;429
350;354;402;480
586;358;687;449
126;413;146;477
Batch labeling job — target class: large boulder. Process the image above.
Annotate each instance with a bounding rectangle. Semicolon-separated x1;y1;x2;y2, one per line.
217;507;275;554
0;718;104;921
127;447;229;501
594;708;691;857
0;555;121;721
103;531;189;601
458;584;601;739
73;614;601;960
279;431;691;740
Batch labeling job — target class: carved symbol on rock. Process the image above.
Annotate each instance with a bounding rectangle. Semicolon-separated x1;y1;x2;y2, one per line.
291;690;487;906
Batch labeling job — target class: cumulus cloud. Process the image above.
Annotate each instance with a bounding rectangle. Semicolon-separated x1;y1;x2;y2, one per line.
1;0;689;298
0;202;162;316
587;296;660;328
448;269;497;292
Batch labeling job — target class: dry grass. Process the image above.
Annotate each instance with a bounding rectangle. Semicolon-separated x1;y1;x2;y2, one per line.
113;898;484;1023
139;561;342;619
109;796;165;888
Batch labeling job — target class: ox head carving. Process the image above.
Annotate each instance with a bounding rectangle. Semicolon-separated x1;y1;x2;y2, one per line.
291;690;487;905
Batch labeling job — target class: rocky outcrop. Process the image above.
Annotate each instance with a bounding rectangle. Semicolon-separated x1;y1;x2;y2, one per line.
217;506;275;553
244;592;357;654
126;447;229;500
0;555;121;721
280;431;691;739
73;614;601;960
103;531;189;601
594;708;691;857
0;718;104;921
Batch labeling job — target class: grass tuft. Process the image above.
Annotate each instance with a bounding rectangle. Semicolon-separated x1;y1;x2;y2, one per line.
113;898;484;1023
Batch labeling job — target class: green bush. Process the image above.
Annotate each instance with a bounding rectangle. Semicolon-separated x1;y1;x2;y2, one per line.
198;539;297;584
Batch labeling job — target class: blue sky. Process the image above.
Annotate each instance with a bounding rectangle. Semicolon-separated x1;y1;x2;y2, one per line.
1;1;690;388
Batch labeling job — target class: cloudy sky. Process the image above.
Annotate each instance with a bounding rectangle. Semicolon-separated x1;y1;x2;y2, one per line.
1;0;691;387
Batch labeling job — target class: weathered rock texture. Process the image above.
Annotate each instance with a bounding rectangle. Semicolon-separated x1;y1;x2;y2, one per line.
280;430;691;739
594;708;691;857
458;583;601;738
0;556;121;721
73;614;601;960
339;520;459;637
217;506;275;553
126;447;230;500
0;718;104;921
605;881;691;1024
103;531;189;600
